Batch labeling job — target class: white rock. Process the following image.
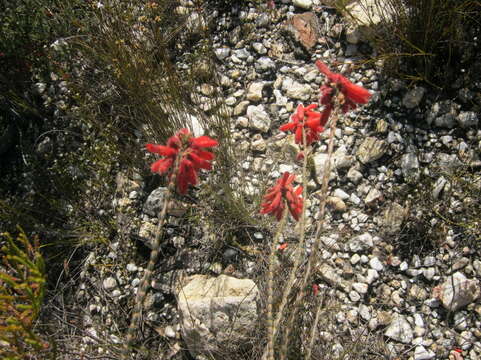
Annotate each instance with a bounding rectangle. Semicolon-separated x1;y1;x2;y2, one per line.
333;188;349;200
293;0;312;9
365;269;379;284
282;77;312;101
369;257;384;271
347;233;373;252
352;282;368;294
246;82;264;102
384;314;413;344
414;345;435;360
246;105;271;133
435;272;480;311
177;275;259;359
103;277;117;291
457;111;478;128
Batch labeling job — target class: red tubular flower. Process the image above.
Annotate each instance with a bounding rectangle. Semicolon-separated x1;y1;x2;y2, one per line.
146;128;218;194
316;60;371;113
260;172;303;221
280;104;326;146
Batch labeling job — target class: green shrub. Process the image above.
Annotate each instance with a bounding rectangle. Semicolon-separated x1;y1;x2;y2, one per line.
339;0;481;88
0;229;49;359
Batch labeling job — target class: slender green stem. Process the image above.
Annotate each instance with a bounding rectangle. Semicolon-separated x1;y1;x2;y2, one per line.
280;110;339;359
266;205;289;360
124;158;180;354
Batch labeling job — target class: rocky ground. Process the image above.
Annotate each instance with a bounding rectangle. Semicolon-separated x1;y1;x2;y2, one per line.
37;1;481;359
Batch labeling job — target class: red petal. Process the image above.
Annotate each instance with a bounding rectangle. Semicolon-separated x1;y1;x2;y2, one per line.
315;60;335;79
341;80;371;104
146;144;178;156
279;172;291;187
295;104;305;119
150;158;173;174
295;126;303;144
194;149;215;160
279;122;297;132
270;191;282;210
305;103;318;111
188;152;211;170
190;136;218;148
320;106;332;127
295;186;303;196
167;135;181;149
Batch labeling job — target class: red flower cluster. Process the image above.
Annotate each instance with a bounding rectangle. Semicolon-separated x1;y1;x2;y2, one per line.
279;104;328;145
316;60;371;114
260;172;303;221
146;128;218;194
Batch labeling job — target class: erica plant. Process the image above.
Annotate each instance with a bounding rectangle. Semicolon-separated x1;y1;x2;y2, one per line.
126;129;218;349
261;60;371;360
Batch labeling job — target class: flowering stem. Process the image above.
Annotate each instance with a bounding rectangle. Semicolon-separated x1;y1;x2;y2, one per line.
266;205;288;360
125;158;180;351
280;109;339;359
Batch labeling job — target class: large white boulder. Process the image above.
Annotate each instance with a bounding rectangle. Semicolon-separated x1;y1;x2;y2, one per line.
177;275;259;359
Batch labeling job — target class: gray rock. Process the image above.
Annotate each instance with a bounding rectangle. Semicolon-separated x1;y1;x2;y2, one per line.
177;275;259;359
402;87;425;109
246;105;271;133
246;82;264;102
384;314;413;344
426;100;460;128
457;111;478;128
434;272;480;311
215;47;230;60
432;176;447;199
401;152;419;180
347;233;373;252
347;167;363;184
282;77;312;101
252;42;267;55
381;202;407;234
357;137;387;164
256;56;276;72
143;187;167;217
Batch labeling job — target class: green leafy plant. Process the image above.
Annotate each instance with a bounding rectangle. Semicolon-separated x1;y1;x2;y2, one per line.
0;228;49;359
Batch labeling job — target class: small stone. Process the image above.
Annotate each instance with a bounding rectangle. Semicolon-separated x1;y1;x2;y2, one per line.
457;111;478;128
246;105;271;133
246;82;264;102
423;268;436;281
126;263;138;272
234;102;250;117
333;189;349;200
352;282;368;294
282;77;312;101
384;314;413;344
293;0;313;9
326;196;347;213
347;167;363;184
349;290;361;302
164;325;176;338
369;257;384;271
452;257;469;272
434;272;480;311
347;233;373;252
365;269;379;284
350;254;361;265
414;345;435;360
215;47;230;60
357;137;387;164
401;152;419;180
103;277;117;291
402;87;426;109
365;188;382;206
